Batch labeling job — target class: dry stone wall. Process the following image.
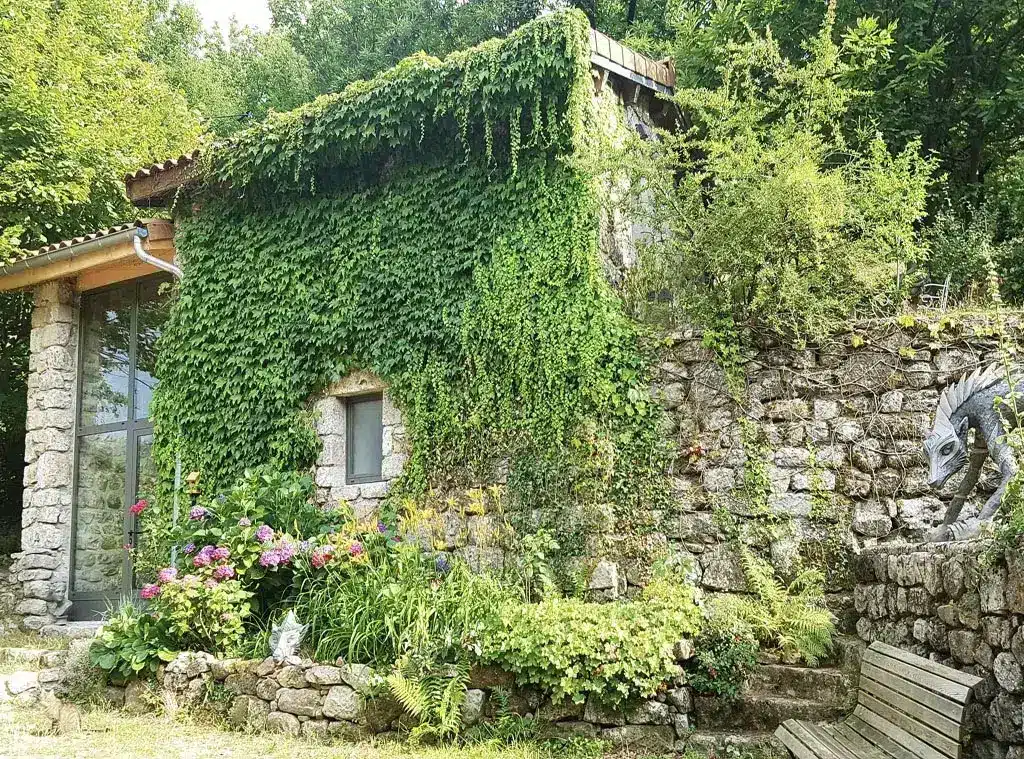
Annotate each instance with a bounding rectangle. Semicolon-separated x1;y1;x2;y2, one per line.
852;541;1024;759
104;650;699;753
648;318;1014;610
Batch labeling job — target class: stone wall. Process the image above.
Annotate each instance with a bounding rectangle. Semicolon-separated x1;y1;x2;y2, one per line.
101;650;697;753
648;319;1012;607
11;281;78;630
852;541;1024;759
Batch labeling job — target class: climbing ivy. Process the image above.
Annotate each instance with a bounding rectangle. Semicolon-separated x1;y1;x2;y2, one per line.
148;11;669;578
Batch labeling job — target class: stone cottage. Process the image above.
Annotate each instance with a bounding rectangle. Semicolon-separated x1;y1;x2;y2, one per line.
0;23;677;631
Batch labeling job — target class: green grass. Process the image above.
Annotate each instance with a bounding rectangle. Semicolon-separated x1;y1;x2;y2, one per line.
0;631;70;651
0;707;611;759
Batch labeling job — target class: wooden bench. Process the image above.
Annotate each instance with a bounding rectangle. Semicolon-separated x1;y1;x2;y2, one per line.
775;641;983;759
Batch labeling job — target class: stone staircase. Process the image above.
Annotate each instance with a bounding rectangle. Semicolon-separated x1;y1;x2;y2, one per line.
681;636;864;758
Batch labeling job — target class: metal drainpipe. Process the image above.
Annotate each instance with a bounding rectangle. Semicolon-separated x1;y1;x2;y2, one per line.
133;226;183;279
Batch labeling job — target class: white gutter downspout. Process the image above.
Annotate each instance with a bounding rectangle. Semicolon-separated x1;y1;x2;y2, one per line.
133;226;183;279
132;224;184;565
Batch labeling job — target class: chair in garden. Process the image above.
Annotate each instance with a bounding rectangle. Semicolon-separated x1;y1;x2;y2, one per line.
775;641;983;759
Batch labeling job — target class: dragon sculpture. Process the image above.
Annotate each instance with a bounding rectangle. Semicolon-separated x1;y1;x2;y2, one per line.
924;363;1021;541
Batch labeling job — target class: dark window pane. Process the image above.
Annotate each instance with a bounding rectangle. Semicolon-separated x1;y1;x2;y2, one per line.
73;431;127;594
134;277;171;420
79;288;132;427
347;396;382;483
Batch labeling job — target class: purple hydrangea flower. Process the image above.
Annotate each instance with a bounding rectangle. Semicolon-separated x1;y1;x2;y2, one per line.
348;541;364;557
259;550;279;568
299;540;311;553
183;543;196;554
157;567;178;584
255;524;273;543
211;546;230;562
435;555;450;575
238;517;252;527
189;505;207;521
212;565;235;581
377;522;387;534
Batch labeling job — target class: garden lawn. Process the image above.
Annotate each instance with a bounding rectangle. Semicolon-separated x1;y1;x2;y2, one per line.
0;706;592;759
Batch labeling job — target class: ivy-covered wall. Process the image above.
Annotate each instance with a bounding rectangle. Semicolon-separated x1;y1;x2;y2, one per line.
147;12;668;582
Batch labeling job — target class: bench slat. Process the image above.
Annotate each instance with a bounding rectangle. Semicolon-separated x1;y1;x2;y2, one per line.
798;720;864;759
860;661;965;721
869;642;983;691
862;648;972;703
777;720;839;759
824;722;893;759
855;701;954;759
860;670;963;741
844;715;924;759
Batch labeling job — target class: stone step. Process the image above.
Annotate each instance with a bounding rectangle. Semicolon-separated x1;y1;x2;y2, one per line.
746;664;854;707
39;621;102;640
693;693;845;733
827;634;866;672
679;729;787;758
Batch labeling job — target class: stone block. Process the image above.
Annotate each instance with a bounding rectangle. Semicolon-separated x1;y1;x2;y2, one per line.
702;467;735;492
950;630;981;664
700;545;746;592
600;725;675;752
463;689;487;726
627;700;670;725
339;662;376;694
584;697;626;726
994;653;1024;694
768;492;813;518
588;560;618;591
266;710;300;736
306;665;344;686
813;400;841;420
276;688;321;717
323;685;360;721
276;665;307;689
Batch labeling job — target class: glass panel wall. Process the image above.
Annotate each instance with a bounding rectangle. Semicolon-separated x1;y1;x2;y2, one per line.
71;276;171;616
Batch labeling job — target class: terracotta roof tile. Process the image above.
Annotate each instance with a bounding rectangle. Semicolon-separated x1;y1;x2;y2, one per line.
34;222;142;255
123;150;200;183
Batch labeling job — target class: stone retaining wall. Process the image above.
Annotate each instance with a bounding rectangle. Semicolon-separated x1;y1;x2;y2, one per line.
649;318;1017;607
852;540;1024;759
100;651;698;753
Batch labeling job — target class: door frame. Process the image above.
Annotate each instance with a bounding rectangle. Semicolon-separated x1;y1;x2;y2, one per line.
68;276;165;620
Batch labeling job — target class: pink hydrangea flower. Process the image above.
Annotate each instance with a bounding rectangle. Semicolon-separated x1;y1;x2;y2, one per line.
311;547;332;569
189;505;208;520
139;584;161;600
205;579;218;589
348;541;364;557
129;499;148;516
211;546;230;562
157;567;178;584
212;565;235;581
255;524;273;543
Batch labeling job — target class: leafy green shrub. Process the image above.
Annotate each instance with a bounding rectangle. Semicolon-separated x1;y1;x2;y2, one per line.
685;619;758;700
89;603;176;681
624;10;932;342
925;206;1004;301
480;577;701;705
714;550;835;665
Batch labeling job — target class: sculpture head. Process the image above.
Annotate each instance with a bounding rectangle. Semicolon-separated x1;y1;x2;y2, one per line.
924;416;969;489
269;610;307;661
923;363;1002;491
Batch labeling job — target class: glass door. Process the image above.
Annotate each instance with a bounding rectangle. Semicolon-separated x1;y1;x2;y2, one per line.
70;276;170;620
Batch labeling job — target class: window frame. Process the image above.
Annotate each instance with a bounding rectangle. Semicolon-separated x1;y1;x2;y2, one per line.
345;393;384;484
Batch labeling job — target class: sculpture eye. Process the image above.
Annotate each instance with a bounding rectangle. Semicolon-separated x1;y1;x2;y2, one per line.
940;442;956;456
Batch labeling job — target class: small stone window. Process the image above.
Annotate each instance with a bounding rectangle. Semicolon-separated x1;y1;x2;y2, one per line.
346;394;383;484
